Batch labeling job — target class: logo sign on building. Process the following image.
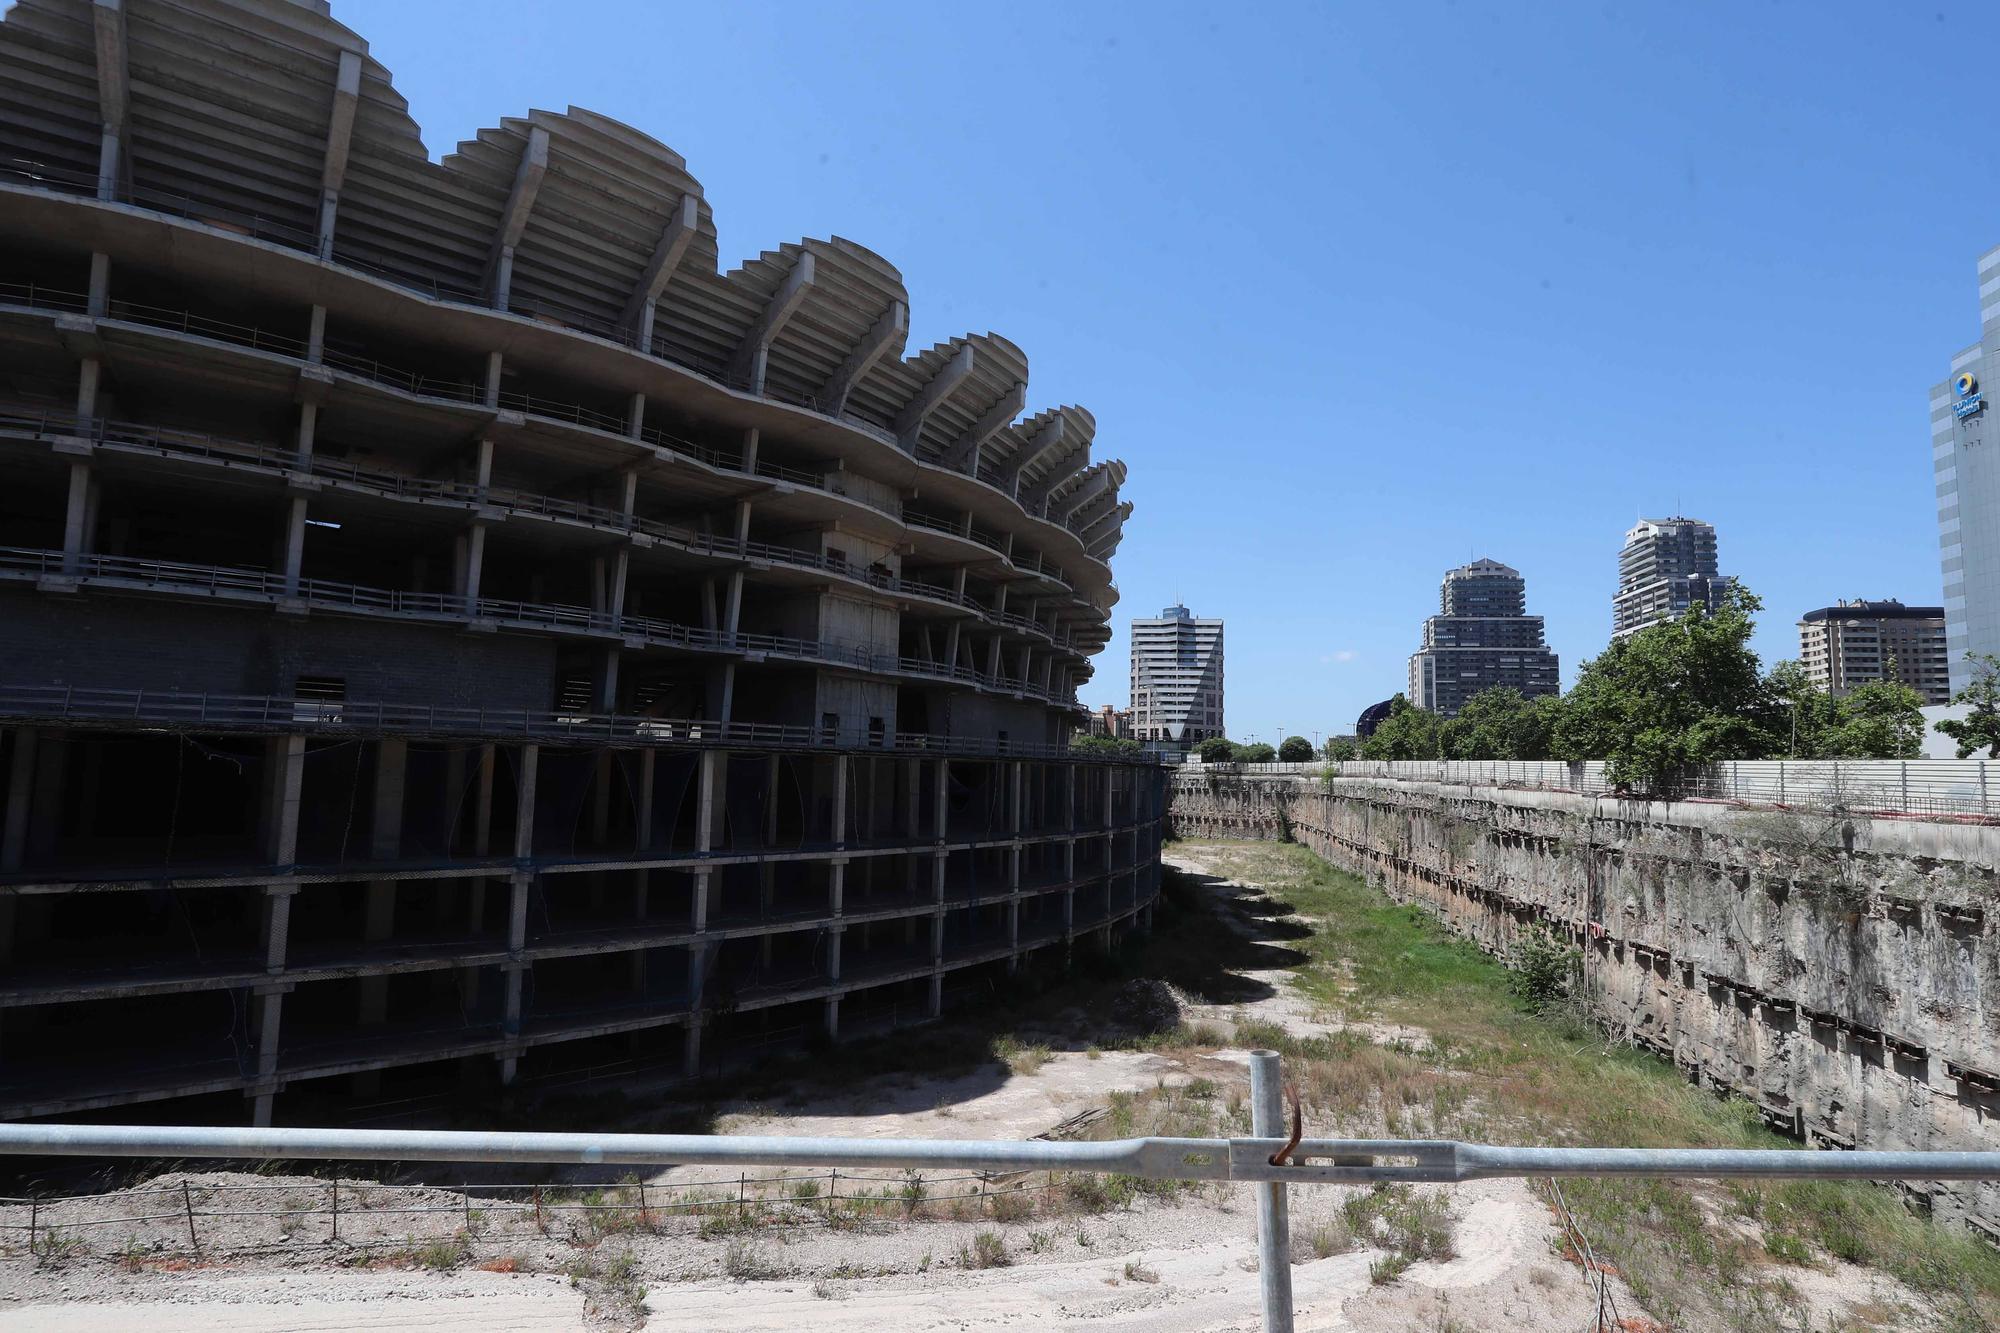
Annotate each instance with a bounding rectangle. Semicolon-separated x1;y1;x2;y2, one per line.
1955;372;1986;420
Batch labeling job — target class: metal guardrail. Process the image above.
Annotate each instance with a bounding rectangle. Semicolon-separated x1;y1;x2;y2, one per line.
0;545;1083;706
0;190;1101;587
0;407;1085;655
7;1053;2000;1331
1187;758;2000;822
0;683;1128;762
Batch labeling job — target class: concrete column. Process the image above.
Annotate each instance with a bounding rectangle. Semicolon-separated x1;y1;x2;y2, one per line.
824;924;843;1037
86;252;110;317
607;548;630;626
462;523;487;611
500;871;531;1085
249;980;290;1127
282;495;308;595
635;749;657;852
1;727;38;872
473;744;497;857
262;885;299;973
933;758;950;843
264;735;305;866
305;306;327;365
60;461;92;573
292;400;319;470
513;743;539;861
830;756;848;848
358;738;408;1027
591;750;613;846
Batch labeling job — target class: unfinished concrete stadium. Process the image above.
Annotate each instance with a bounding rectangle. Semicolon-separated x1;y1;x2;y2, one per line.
0;0;1161;1128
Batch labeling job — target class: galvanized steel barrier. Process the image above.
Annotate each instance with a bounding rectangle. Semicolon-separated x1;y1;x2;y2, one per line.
9;1054;2000;1331
1191;758;2000;822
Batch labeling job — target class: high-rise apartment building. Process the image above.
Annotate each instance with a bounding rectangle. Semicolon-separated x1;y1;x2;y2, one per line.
1130;605;1224;745
1798;600;1950;705
1406;560;1560;717
1612;517;1735;638
1932;246;2000;693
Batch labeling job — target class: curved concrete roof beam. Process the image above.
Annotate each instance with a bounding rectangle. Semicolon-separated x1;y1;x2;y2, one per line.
483;125;549;309
315;49;363;256
728;249;815;394
818;298;906;417
893;343;975;454
937;379;1025;474
1019;439;1092;514
620;192;701;342
90;0;127;199
995;411;1065;494
1050;462;1115;524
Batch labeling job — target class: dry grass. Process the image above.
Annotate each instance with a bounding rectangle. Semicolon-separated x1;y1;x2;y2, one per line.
1176;841;2000;1332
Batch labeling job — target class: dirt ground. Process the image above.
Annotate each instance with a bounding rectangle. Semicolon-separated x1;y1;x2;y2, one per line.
0;842;1919;1331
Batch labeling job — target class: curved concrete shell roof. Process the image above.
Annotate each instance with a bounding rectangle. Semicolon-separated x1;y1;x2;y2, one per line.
0;0;1129;569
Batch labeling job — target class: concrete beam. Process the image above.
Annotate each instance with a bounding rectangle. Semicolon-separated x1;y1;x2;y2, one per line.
1018;440;1089;514
620;193;699;344
1076;495;1127;543
936;381;1025;475
997;415;1065;495
315;50;363;258
485;127;550;310
1050;465;1113;525
893;345;975;454
91;0;128;201
728;252;816;395
818;300;906;417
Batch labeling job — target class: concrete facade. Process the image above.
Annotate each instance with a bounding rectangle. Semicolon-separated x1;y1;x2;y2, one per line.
0;0;1162;1127
1405;559;1559;717
1798;599;1951;705
1612;516;1735;639
1129;605;1224;746
1933;247;2000;694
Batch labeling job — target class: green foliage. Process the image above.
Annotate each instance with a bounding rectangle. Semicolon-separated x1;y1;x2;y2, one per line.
1194;737;1236;764
1507;926;1580;1013
1353;593;1923;788
1554;585;1778;790
1277;735;1315;762
1768;660;1926;759
1069;732;1142;757
1937;653;2000;758
1232;741;1277;763
1322;735;1358;762
1358;695;1441;760
1440;686;1560;760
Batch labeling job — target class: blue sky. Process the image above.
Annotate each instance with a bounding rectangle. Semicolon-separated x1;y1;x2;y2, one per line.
338;0;1986;748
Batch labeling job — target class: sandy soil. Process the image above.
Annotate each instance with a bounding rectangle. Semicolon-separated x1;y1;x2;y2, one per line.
6;841;1918;1331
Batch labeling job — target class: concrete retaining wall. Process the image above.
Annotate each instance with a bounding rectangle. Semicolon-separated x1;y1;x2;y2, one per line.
1168;770;2000;1234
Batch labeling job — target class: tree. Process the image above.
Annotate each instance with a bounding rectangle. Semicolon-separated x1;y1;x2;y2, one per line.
1553;585;1780;791
1277;735;1314;762
1765;659;1845;758
1194;736;1236;764
1358;695;1442;760
1233;742;1277;763
1069;732;1141;757
1937;653;2000;758
1322;736;1358;762
1439;686;1560;760
1822;679;1925;758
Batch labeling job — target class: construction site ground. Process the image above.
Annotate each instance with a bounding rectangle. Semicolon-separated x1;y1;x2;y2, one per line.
0;841;1973;1331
